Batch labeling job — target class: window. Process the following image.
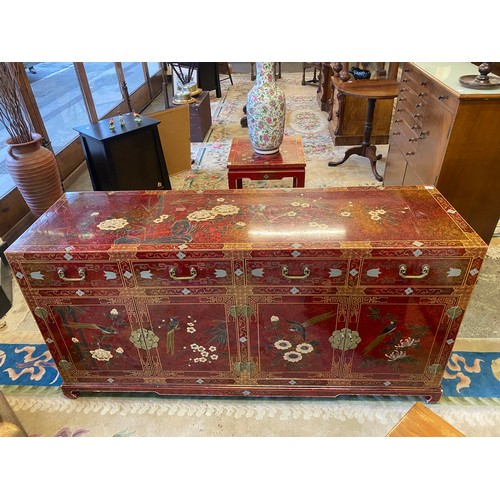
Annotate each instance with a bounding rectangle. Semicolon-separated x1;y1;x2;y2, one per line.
83;62;123;119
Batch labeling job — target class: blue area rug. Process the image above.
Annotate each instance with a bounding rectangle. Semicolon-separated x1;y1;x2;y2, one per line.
0;344;61;386
442;351;500;398
1;344;500;397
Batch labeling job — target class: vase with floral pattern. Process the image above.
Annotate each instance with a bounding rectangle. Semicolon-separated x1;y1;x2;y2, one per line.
246;62;286;155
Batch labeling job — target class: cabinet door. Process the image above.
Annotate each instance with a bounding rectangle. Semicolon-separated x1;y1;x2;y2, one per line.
413;97;455;186
383;143;407;186
137;295;239;386
246;294;348;385
339;295;463;387
35;297;152;384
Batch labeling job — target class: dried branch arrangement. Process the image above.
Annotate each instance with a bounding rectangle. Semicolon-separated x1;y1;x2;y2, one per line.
170;63;196;88
0;62;34;144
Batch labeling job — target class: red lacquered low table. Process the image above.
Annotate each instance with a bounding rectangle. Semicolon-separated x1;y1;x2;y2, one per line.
227;135;306;188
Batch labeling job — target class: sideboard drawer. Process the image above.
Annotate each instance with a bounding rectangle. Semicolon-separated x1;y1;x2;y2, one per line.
360;258;472;287
20;261;124;288
132;260;234;287
246;259;349;286
430;80;459;113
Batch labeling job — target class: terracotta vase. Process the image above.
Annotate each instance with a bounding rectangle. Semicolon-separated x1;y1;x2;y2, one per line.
5;133;63;217
246;62;286;154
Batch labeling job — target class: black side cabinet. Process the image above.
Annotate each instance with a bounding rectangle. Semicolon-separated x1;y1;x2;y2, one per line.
74;113;172;191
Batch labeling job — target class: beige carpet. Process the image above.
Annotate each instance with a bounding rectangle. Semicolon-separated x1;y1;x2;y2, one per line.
1;72;499;438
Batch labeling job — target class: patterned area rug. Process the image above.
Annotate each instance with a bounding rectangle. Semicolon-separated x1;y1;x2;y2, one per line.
1;72;499;437
170;73;386;191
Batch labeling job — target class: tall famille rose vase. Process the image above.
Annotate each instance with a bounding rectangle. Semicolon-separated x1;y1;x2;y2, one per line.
246;62;286;155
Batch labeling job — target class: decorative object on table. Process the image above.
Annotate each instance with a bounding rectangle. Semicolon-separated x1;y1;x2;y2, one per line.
133;111;142;124
459;62;500;89
0;62;63;217
186;81;202;97
246;62;286;155
172;86;196;106
119;113;125;127
349;66;371;80
109;118;115;130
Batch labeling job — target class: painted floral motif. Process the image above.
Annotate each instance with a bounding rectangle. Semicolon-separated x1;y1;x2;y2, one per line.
210;204;239;216
187;210;216;222
265;312;334;369
90;348;113;362
186;204;240;223
359;307;429;368
329;328;361;351
97;218;129;231
365;207;399;224
129;328;159;350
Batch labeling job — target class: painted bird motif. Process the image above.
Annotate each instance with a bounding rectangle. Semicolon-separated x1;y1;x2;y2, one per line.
166;317;179;355
64;322;118;335
362;321;398;356
287;311;337;340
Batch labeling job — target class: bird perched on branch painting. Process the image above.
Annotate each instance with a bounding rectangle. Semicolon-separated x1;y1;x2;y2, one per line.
287;311;336;340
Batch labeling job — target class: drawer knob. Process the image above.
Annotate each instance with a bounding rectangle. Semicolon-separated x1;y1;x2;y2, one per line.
413;113;422;118
415;103;423;108
398;264;430;279
57;268;86;282
168;266;197;280
408;138;418;142
281;265;310;280
405;152;415;155
420;81;427;86
438;95;447;100
399;97;407;101
393;131;401;135
395;118;402;123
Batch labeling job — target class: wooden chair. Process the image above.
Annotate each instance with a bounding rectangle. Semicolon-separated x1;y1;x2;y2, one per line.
302;62;321;85
217;63;233;85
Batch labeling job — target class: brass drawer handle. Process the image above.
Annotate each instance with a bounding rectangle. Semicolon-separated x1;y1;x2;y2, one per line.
398;264;430;279
57;268;86;282
281;265;310;279
169;267;197;280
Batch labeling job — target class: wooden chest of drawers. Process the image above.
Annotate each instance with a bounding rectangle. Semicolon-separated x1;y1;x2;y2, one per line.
383;62;500;244
5;187;486;401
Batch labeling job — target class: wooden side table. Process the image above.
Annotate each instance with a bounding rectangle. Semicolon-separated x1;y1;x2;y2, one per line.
386;402;465;437
227;136;306;189
328;79;399;181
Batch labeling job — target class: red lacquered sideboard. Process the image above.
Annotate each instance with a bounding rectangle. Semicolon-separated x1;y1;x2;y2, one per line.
5;186;487;401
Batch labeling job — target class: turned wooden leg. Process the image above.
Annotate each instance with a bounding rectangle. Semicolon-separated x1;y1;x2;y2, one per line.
328;146;364;167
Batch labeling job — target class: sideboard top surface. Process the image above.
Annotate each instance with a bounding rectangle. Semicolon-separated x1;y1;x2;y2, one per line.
7;187;486;253
414;62;500;97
